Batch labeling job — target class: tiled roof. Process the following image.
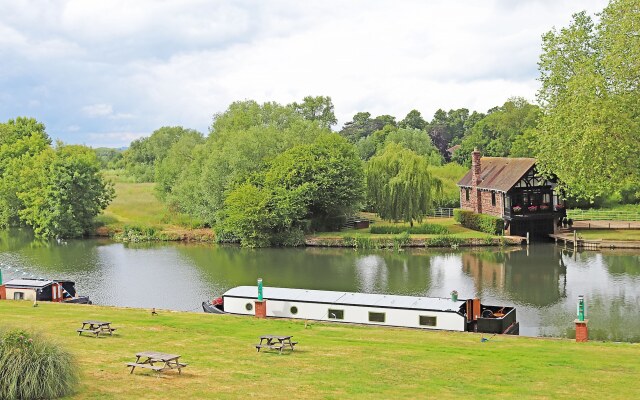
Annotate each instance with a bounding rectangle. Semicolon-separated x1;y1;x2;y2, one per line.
457;157;536;192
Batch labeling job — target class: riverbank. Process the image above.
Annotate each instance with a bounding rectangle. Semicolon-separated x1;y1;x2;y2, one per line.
0;301;638;399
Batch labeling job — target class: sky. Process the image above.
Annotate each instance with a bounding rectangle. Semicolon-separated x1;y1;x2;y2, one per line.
0;0;610;148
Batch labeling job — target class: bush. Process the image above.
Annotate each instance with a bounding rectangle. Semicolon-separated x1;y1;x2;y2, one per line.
113;224;158;242
425;235;465;247
453;209;504;235
369;223;449;235
0;329;78;400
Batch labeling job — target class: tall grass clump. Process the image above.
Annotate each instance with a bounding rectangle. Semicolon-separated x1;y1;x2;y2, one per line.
0;329;78;400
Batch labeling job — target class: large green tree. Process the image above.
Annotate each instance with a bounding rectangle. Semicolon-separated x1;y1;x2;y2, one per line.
17;144;114;238
218;133;364;246
536;1;640;199
366;143;442;226
289;96;338;129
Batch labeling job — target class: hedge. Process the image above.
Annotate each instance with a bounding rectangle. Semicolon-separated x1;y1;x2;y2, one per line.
453;209;504;235
369;223;449;235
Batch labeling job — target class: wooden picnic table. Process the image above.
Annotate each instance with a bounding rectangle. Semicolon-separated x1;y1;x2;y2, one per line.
255;335;297;353
126;351;188;374
77;320;116;337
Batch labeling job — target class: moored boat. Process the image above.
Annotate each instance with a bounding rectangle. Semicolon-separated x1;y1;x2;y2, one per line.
0;279;91;304
203;286;519;335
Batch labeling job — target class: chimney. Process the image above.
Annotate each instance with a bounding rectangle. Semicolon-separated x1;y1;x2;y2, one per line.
472;148;481;186
471;148;482;214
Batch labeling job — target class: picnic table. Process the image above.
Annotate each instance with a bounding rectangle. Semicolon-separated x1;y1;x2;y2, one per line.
255;335;297;353
77;320;116;337
126;351;188;374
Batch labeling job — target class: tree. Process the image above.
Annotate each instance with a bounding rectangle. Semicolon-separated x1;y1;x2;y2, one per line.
399;110;427;130
385;128;443;166
168;100;328;226
536;1;640;200
17;144;114;238
339;112;397;143
366;143;442;226
218;133;365;246
124;126;202;182
289;96;337;129
155;131;204;200
452;98;540;165
0;118;51;227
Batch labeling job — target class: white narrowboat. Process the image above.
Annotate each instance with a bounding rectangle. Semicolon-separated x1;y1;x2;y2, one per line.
0;279;91;304
203;286;518;335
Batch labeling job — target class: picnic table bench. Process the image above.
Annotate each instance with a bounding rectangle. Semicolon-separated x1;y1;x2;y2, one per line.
77;320;116;337
255;335;297;354
127;351;187;375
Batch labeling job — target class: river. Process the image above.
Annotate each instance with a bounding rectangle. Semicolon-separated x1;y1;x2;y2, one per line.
1;229;639;342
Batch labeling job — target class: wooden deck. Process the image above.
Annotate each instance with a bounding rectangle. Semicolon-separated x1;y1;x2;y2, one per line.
549;232;640;250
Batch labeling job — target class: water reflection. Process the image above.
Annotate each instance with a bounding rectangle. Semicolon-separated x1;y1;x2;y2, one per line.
1;230;639;342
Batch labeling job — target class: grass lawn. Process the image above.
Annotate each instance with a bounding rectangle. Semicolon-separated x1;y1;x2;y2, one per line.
1;301;638;399
312;217;496;240
576;229;640;241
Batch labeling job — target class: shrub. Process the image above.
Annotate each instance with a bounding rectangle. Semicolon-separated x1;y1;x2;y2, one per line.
369;223;449;235
0;329;78;400
453;209;504;235
114;224;158;242
425;235;465;247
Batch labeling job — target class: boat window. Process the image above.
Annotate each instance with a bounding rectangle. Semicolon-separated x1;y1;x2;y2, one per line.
14;292;24;300
245;303;253;311
290;306;298;315
419;316;437;326
328;309;344;320
369;312;385;323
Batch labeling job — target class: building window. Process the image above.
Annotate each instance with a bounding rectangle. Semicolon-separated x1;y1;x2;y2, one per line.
14;292;24;300
491;192;496;206
290;306;298;315
245;303;253;311
368;312;385;323
419;316;437;326
465;188;470;201
328;309;344;320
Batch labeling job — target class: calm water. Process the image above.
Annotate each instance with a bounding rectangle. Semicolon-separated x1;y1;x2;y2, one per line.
1;229;639;342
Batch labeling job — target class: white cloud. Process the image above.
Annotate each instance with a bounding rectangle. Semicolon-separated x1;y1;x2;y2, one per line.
0;0;611;147
82;104;113;117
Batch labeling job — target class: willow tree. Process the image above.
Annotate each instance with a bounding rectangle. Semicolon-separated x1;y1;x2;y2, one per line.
366;143;442;226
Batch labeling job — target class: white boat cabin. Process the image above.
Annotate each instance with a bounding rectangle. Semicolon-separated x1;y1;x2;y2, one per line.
222;286;468;331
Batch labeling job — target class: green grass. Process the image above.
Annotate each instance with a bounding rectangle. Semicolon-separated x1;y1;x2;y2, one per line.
0;301;638;399
312;218;496;240
576;229;640;241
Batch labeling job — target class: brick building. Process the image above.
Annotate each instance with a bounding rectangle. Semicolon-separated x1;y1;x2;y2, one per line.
457;149;565;240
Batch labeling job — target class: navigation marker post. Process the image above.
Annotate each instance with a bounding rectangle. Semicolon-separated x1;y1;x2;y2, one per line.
575;295;588;342
255;278;266;318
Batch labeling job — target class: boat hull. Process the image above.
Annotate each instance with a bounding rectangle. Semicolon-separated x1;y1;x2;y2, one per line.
202;301;225;314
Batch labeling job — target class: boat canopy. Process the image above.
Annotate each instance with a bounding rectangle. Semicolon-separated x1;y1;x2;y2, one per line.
3;279;54;289
224;286;466;312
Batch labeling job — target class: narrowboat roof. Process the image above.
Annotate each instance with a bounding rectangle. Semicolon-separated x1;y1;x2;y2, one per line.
224;286;466;312
3;279;54;289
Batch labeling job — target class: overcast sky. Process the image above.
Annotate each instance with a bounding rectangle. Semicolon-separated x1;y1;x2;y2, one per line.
1;0;609;147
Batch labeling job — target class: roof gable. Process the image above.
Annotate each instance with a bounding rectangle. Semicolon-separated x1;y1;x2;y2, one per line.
457;157;537;192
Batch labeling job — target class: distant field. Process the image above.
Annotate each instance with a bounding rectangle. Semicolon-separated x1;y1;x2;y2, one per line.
0;301;638;399
97;170;208;237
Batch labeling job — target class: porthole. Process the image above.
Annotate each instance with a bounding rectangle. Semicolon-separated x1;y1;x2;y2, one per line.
290;306;298;315
245;303;253;311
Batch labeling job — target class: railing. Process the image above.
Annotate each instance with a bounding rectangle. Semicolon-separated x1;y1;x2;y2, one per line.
430;208;454;218
566;209;640;221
